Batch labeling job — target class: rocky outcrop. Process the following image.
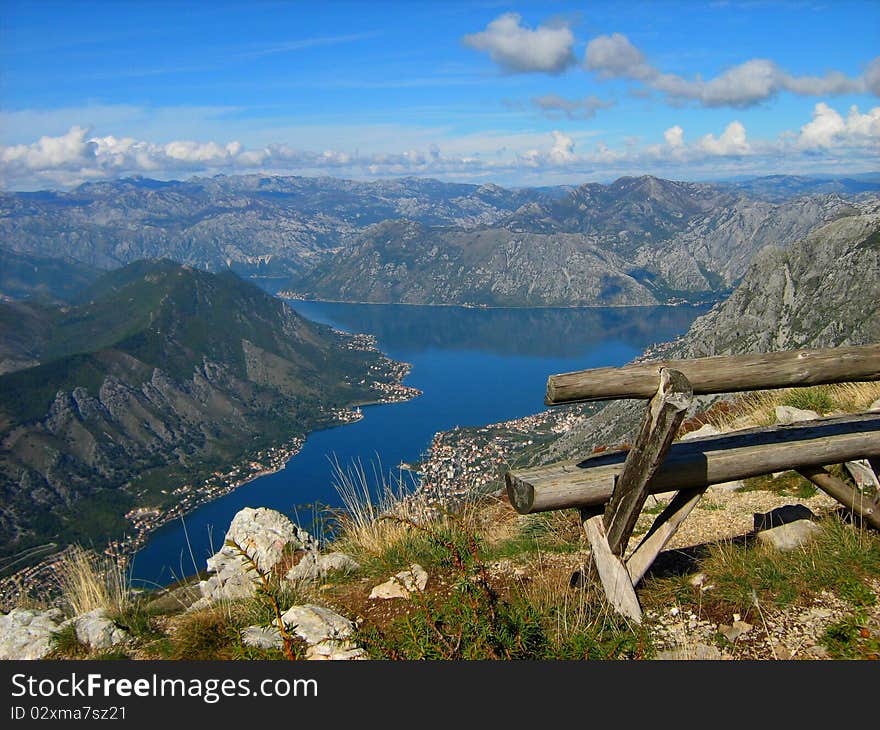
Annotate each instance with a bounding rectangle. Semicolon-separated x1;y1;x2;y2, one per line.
196;507;317;605
74;609;128;650
281;604;364;660
0;608;66;660
286;551;360;583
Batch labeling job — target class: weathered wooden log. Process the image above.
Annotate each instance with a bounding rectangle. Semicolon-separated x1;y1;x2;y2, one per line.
604;368;693;556
545;344;880;404
795;465;880;530
506;413;880;514
625;487;707;585
581;511;642;623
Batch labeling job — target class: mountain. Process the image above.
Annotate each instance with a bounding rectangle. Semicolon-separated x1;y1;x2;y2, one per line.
0;260;411;558
288;220;661;306
0;175;551;281
723;174;880;201
0;247;101;302
544;196;880;459
292;176;860;306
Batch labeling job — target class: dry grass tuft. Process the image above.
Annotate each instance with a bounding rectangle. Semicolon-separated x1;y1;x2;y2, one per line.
330;457;440;558
54;546;130;616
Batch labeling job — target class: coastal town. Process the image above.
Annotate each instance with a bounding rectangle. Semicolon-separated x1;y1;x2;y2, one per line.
418;403;597;507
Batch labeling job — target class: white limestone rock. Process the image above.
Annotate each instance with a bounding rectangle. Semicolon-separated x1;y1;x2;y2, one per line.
286;552;360;583
681;423;720;440
74;609;128;650
197;507;317;604
756;519;821;551
775;406;820;425
369;564;429;600
0;608;67;660
281;604;364;660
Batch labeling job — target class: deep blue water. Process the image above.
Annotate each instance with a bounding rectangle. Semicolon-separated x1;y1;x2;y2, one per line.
130;302;706;587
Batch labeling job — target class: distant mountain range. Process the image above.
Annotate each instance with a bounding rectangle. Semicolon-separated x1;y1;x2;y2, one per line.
2;172;877;308
721;174;880;201
0;175;553;285
0;260;410;559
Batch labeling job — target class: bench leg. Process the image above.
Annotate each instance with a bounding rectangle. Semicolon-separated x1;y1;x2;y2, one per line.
796;464;880;530
603;368;693;557
625;487;707;586
581;509;642;623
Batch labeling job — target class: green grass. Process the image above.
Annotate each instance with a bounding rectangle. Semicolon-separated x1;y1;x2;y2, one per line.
781;386;834;414
49;623;88;658
822;613;880;658
644;516;879;615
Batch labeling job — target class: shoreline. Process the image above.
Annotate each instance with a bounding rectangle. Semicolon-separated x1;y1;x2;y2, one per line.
278;292;721;311
0;352;421;608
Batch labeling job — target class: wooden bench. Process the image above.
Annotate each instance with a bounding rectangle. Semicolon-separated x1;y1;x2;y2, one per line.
505;344;880;622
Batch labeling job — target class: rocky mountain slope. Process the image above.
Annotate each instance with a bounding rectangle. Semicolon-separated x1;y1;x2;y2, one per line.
0;175;551;281
292;176;860;306
0;260;410;557
545;196;880;458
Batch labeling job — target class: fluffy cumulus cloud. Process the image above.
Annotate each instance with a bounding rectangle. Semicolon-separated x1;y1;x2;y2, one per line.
532;94;614;119
798;102;880;150
462;13;576;74
585;33;873;108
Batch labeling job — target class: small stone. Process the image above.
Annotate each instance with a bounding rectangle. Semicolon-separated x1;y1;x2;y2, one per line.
670;607;680;617
775;406;820;425
689;572;707;587
753;504;816;532
756;519;821;551
369;564;428;600
681;424;720;441
280;604;363;661
286;551;360;583
773;643;793;660
806;644;829;659
844;459;879;489
655;642;721;660
719;621;752;643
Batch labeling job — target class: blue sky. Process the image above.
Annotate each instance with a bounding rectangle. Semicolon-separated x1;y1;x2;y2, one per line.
1;0;878;189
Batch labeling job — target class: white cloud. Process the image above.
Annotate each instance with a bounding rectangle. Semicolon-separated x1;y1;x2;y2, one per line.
664;125;684;148
0;126;97;170
1;103;878;188
798;102;880;149
584;33;653;80
462;13;576;74
697;121;750;155
531;94;614;119
584;33;872;108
